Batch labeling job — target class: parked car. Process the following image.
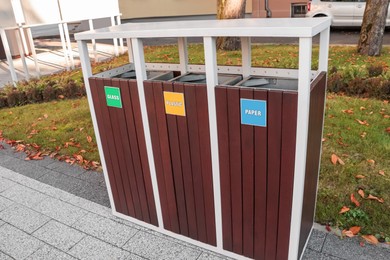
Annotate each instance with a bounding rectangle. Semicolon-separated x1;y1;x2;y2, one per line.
306;0;390;27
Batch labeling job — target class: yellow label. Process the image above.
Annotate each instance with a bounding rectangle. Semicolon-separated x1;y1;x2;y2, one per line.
163;91;186;116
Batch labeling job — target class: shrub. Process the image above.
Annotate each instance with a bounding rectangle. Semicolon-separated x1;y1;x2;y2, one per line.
367;64;384;77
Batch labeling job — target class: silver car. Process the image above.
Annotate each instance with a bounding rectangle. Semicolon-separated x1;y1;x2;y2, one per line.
306;0;390;27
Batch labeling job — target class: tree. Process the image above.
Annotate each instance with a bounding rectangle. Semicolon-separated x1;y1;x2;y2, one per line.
216;0;247;50
357;0;390;56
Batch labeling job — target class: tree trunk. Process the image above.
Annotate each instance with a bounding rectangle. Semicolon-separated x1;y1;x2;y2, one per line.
357;0;390;56
217;0;247;50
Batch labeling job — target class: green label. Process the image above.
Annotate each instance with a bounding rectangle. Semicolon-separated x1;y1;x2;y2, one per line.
104;86;122;108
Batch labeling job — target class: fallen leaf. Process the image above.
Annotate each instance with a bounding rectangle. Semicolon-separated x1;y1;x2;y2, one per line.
0;144;4;150
51;126;57;131
367;159;375;165
322;138;327;142
58;95;65;99
362;235;379;245
358;189;365;198
367;194;384;203
331;154;338;165
360;132;367;138
87;136;92;143
360;106;366;111
383;115;390;119
355;175;365;179
338;157;345;165
356;119;369;126
339;206;350;214
326;224;331;232
43;114;48;119
386;127;390;134
349;226;361;235
74;154;84;162
342;229;354;238
342;109;354;114
378;170;385;176
351;193;360;207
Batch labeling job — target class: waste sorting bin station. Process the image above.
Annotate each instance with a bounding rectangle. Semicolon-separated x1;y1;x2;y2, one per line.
75;17;331;260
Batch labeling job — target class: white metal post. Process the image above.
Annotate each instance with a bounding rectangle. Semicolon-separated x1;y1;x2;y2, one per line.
203;36;223;250
177;37;188;75
126;38;133;63
241;37;251;78
26;26;40;77
63;22;75;69
0;28;18;84
319;27;330;72
288;37;313;260
77;39;116;213
131;38;164;229
111;16;119;56
58;23;70;70
14;28;29;80
116;15;124;54
88;19;98;62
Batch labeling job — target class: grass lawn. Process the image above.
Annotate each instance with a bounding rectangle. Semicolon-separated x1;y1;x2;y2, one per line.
0;44;389;241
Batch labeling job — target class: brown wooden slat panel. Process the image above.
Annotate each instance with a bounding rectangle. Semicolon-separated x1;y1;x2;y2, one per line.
104;78;141;219
163;82;189;236
299;72;327;258
119;79;150;223
95;78;131;216
276;91;298;260
144;81;171;229
227;87;243;255
174;83;198;240
216;86;233;251
240;88;255;258
130;81;158;226
152;81;180;233
184;83;207;244
89;78;121;213
253;89;268;260
265;90;283;260
195;84;216;246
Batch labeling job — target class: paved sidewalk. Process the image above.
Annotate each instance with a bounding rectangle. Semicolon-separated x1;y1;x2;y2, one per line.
1;144;390;259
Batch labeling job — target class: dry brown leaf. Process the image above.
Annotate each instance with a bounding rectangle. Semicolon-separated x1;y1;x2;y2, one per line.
87;136;92;143
43;114;48;119
378;170;385;176
367;194;384;203
356;119;369;126
367;159;375;165
351;193;360;207
337;157;345;165
360;132;367;138
386;127;390;134
58;95;65;99
342;109;354;114
355;175;365;179
342;229;354;238
360;106;366;111
339;206;350;214
349;226;361;235
331;154;338;165
358;189;365;198
362;235;379;245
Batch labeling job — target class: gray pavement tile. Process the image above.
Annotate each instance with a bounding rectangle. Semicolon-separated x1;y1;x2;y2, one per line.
25;157;57;167
197;252;232;260
0;220;4;227
0;224;44;259
0;251;13;260
322;233;390;260
72;212;139;247
0;184;49;208
0;203;50;234
33;220;86;251
68;236;131;260
38;170;87;193
79;170;106;187
35;197;88;226
0;177;16;193
123;231;201;260
70;182;110;207
302;248;344;260
0;157;49;180
0;196;13;212
307;229;327;252
25;244;77;260
47;161;87;178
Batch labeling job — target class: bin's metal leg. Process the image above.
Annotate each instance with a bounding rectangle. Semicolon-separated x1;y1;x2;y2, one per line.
203;36;223;250
178;37;188;75
26;26;41;77
111;16;119;56
58;23;70;71
0;29;18;84
131;38;164;229
241;37;251;78
88;19;98;62
288;37;313;260
63;22;75;69
126;38;133;63
15;29;29;80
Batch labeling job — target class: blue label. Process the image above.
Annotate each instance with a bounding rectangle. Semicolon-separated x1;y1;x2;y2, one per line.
240;99;267;127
